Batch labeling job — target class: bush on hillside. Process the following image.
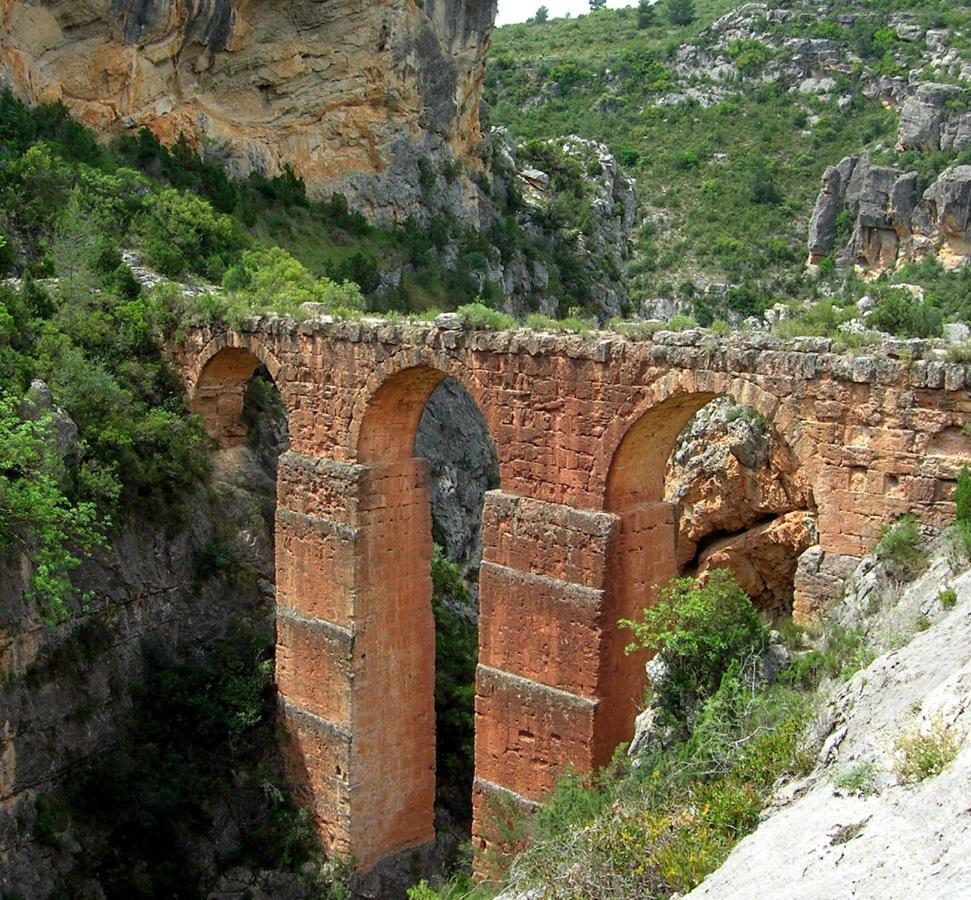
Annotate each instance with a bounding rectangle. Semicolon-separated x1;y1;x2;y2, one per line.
621;569;768;727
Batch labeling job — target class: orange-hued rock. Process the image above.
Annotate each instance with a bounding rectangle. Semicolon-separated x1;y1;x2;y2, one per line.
168;321;971;875
697;511;818;618
665;397;812;570
0;0;496;221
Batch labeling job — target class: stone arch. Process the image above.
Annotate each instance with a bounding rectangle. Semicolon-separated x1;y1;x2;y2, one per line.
353;353;493;463
188;334;287;449
601;371;789;510
594;373;807;759
349;361;499;865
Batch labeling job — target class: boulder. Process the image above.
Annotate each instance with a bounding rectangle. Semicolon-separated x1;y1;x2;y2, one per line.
18;379;79;463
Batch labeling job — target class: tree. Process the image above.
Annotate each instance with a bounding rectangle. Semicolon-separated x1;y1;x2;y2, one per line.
666;0;695;26
534;5;549;22
589;0;607;10
638;0;657;28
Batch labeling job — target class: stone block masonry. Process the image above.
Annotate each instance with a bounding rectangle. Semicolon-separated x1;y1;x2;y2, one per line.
169;319;971;875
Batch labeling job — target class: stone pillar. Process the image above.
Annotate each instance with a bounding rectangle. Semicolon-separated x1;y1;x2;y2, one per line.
470;493;620;857
274;452;435;873
597;501;678;759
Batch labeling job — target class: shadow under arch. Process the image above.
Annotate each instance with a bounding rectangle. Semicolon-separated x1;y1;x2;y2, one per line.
188;338;287;449
350;363;499;868
596;382;794;761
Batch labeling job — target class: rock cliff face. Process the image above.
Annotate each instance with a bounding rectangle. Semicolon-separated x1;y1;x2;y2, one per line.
0;0;496;223
665;398;815;618
808;151;971;274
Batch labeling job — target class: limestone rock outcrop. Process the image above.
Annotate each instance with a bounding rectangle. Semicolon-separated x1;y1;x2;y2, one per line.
898;82;971;154
807;153;971;273
0;0;497;223
664;397;813;613
686;545;971;899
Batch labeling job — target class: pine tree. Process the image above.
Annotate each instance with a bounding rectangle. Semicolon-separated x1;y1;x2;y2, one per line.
666;0;695;26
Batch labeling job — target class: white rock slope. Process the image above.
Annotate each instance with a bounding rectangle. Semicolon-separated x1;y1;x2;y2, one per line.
687;554;971;900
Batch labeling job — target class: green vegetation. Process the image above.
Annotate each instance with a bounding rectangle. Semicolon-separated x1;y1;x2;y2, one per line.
0;396;105;622
894;718;962;784
783;621;877;689
832;760;879;796
56;624;351;898
621;569;769;729
492;573;809;898
875;514;928;579
431;545;478;824
485;2;971;326
938;587;958;610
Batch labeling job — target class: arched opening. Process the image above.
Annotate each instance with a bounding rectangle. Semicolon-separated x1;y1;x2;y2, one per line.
355;366;498;872
190;348;291;575
600;389;812;759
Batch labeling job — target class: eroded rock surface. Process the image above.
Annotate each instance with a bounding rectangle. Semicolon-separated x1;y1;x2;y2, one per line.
0;0;497;223
665;398;813;614
416;376;499;583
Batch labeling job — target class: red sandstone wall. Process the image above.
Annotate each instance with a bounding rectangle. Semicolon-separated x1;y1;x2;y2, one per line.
168;321;971;874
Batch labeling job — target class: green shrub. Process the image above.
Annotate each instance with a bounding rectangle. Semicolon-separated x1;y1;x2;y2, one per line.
621;570;768;726
456;302;517;330
875;514;927;579
956;466;971;529
894;719;962;784
782;622;875;689
832;760;879;796
666;313;698;331
610;318;661;340
0;394;106;623
938;587;958;610
219;246;365;323
868;290;943;338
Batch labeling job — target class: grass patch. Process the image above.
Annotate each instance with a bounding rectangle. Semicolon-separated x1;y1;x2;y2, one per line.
832;760;879;797
894;719;962;784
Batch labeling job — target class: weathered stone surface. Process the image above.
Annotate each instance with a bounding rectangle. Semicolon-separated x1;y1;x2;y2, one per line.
164;319;971;873
686;549;971;900
664;397;812;602
808;151;971;274
807;165;842;262
898;82;965;151
697;511;817;617
0;0;497;223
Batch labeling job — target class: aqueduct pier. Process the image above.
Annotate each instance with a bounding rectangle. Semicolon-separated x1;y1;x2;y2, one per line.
169;317;970;873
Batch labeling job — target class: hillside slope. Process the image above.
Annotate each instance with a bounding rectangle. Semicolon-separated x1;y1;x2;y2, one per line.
688;546;971;898
487;1;971;324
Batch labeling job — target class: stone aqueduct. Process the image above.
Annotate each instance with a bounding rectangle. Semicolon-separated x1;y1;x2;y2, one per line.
169;318;970;873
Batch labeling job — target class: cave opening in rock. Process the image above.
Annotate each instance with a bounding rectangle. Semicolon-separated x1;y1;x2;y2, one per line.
356;368;498;864
600;390;815;760
664;396;816;623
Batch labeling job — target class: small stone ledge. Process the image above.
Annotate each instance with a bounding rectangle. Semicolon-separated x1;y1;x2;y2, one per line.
477;664;599;710
276;604;357;645
277;696;353;743
483;490;617;539
479;560;604;607
277;451;367;481
472;777;541;813
276;507;360;541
